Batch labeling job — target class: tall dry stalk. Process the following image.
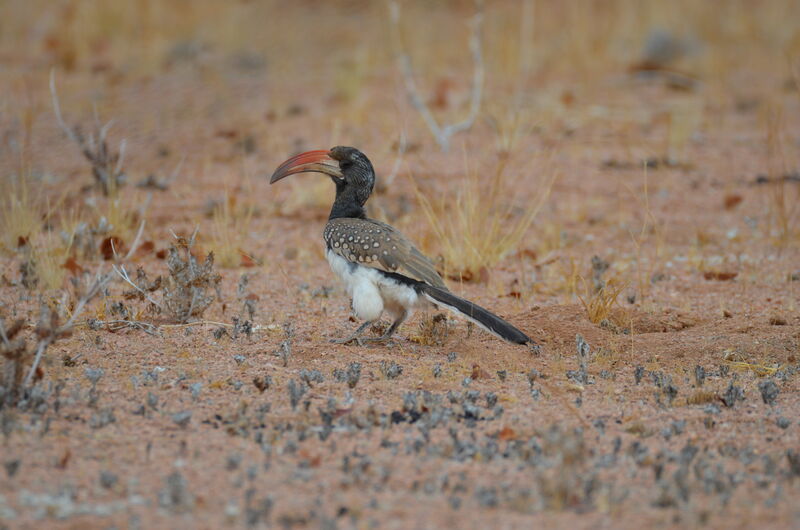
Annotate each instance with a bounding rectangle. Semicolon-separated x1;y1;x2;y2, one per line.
763;103;799;247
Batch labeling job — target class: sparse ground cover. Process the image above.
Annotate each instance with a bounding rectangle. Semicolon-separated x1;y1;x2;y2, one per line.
1;1;799;528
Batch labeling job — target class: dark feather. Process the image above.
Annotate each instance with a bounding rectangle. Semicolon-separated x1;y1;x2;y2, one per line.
420;285;531;345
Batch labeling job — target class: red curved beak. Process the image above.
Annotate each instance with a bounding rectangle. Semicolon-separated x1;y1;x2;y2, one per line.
269;149;343;184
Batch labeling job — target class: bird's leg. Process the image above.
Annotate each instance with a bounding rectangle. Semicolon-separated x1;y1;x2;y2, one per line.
330;320;374;345
359;310;408;345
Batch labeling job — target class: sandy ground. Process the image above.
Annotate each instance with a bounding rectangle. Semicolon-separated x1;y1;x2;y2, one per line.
1;3;800;529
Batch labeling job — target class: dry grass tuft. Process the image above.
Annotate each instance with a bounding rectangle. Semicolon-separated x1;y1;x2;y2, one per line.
685;390;718;406
725;361;778;378
410;313;450;346
26;237;71;291
413;154;555;281
51;72;127;196
578;278;626;325
209;189;256;268
0;174;44;253
761;102;800;247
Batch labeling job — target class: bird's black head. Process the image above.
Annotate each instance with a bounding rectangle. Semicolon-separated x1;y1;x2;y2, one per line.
328;146;374;203
269;146;375;220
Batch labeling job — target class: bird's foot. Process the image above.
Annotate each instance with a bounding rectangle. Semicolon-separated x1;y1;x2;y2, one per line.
330;321;375;345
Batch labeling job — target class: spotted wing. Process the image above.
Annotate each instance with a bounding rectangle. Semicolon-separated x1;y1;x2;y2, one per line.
324;218;447;289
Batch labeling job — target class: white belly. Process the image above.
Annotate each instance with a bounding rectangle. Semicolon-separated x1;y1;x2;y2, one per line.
326;249;430;322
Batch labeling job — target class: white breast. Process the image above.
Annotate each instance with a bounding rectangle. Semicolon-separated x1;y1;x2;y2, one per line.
326;248;430;322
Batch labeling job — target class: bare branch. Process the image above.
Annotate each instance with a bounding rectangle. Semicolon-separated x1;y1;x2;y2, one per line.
115;138;127;176
123;220;146;261
112;264;164;311
389;0;484;152
93;319;161;337
24;270;112;386
166;155;186;185
50;70;128;195
383;130;407;188
49;69;81;145
0;320;10;348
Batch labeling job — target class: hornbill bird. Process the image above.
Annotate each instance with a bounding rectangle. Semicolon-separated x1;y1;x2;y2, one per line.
270;146;532;346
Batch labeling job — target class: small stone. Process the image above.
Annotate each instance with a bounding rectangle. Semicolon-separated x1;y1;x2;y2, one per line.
528;368;541;384
475;487;498;508
721;382;744;408
694;365;705;387
172;411;192;428
758;380;779;405
776;417;791;429
89;408;116;429
345;362;361;388
253;375;272;393
299;369;324;386
380;361;403;380
288;379;307;409
226;453;242;471
84;367;104;385
4;459;20;478
99;470;118;489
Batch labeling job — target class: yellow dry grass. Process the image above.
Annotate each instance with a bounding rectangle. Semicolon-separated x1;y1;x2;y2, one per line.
578;278;626;325
413;153;556;281
209;188;256;269
28;235;70;291
684;390;718;406
725;361;779;378
761;101;800;247
0;174;43;252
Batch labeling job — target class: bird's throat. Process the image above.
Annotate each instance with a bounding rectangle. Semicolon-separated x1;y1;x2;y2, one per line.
329;189;367;220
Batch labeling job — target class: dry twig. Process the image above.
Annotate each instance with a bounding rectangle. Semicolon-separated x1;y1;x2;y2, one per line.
50;70;127;195
23;270;111;386
388;0;484;152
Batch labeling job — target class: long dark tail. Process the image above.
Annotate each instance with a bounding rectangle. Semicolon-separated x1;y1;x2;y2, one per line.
420;285;531;345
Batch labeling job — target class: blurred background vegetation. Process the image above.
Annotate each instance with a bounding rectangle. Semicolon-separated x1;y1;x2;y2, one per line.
2;0;797;80
1;0;798;295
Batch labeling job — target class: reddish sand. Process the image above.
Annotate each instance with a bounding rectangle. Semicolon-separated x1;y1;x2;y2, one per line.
1;4;799;528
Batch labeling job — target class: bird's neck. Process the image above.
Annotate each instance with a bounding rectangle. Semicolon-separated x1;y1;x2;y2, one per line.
329;188;367;220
